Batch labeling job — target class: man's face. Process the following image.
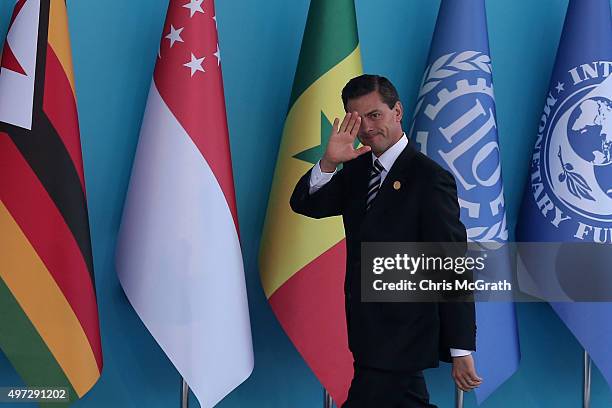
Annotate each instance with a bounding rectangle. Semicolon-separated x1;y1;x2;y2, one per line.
346;90;404;156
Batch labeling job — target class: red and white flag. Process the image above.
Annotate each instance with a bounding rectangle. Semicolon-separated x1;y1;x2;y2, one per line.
116;1;253;406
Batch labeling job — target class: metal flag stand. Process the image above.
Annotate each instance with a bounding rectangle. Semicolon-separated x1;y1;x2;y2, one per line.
455;387;464;408
181;378;189;408
583;351;591;408
452;351;592;408
324;388;334;408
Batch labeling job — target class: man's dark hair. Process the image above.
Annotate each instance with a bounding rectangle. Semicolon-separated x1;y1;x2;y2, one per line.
341;74;400;110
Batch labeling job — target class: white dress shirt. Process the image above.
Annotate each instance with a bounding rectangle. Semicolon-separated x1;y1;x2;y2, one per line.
308;134;472;358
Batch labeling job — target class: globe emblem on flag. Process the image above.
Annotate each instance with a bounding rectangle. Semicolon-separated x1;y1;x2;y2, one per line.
568;97;612;165
568;97;612;196
543;72;612;225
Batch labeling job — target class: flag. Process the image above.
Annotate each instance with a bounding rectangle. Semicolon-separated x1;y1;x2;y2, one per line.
0;0;102;404
410;0;520;402
516;0;612;388
115;1;253;406
258;0;362;404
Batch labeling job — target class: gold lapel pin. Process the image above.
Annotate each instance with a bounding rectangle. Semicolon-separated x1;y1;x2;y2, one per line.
393;180;401;190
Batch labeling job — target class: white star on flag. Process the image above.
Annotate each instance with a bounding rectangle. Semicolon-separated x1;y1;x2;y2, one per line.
213;15;217;29
184;53;205;76
165;25;184;48
555;81;565;94
214;44;220;65
183;0;204;18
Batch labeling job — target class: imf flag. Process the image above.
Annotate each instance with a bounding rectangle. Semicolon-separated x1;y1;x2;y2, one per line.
410;0;520;402
516;0;612;389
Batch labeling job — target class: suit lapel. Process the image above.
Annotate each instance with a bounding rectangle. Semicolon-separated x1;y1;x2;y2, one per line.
365;139;418;216
339;153;371;222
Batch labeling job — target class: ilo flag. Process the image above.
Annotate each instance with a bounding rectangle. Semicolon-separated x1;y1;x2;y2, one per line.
116;1;253;407
259;0;362;405
410;0;520;402
0;0;103;404
516;0;612;389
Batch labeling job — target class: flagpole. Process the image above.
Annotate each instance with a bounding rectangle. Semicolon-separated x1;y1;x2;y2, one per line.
583;350;591;408
455;387;464;408
323;388;334;408
181;378;189;408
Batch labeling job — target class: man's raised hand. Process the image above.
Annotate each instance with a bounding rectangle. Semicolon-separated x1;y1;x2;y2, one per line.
320;112;371;172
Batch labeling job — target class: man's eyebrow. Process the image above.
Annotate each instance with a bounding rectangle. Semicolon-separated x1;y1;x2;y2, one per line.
364;109;380;116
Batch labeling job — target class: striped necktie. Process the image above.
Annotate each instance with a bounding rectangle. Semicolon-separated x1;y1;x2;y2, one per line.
366;159;384;211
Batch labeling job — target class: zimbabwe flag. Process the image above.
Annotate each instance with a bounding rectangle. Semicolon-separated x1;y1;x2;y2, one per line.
0;0;102;404
259;0;362;405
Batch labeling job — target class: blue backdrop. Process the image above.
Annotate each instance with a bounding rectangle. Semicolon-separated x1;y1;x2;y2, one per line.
1;1;611;407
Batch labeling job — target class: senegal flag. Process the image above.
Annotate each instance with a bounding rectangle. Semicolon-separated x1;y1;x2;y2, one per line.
0;0;102;405
259;0;361;404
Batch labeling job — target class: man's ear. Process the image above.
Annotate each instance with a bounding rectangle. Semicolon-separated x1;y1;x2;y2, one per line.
394;101;404;122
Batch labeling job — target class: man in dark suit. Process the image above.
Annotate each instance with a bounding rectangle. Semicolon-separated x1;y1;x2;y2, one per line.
290;75;482;407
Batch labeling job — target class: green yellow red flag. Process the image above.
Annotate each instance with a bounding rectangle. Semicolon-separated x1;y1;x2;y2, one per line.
259;0;362;404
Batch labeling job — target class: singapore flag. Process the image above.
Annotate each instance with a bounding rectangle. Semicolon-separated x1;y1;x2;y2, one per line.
116;1;254;407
